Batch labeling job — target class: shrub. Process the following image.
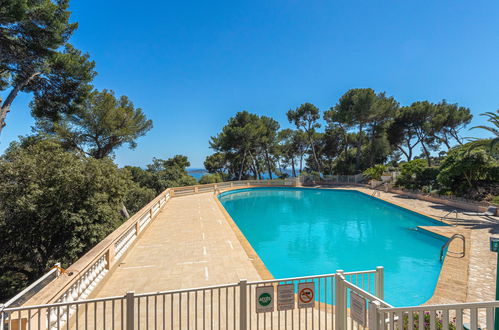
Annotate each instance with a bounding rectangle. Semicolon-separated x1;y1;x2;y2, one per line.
437;146;498;195
199;173;223;184
362;164;387;181
403;311;456;329
396;159;439;190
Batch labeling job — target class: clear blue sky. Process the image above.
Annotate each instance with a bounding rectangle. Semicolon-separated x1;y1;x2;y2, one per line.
1;0;498;168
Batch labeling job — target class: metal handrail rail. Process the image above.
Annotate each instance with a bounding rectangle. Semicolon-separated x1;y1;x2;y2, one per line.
441;209;459;221
440;233;465;262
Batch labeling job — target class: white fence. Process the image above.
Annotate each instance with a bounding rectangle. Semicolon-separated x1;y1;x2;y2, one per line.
2;266;498;329
0;268;384;329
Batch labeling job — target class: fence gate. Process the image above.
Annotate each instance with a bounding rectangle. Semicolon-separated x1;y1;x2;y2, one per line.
1;268;384;330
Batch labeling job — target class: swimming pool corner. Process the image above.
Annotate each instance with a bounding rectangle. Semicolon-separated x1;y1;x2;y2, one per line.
212;188;275;281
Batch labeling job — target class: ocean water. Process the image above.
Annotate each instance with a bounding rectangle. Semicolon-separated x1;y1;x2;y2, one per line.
219;187;447;306
187;169;299;182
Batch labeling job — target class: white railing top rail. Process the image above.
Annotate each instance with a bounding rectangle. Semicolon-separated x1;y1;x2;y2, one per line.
342;278;393;308
380;300;499;312
134;282;240;298
343;269;376;275
3;294;125;312
18;187;171;306
3;264;60;307
247;272;337;285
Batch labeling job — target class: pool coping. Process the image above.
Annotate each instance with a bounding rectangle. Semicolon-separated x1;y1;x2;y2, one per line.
213;191;274;280
215;185;470;306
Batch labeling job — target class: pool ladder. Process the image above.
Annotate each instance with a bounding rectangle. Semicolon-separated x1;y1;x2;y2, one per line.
371;190;381;197
440;233;465;262
441;209;459;222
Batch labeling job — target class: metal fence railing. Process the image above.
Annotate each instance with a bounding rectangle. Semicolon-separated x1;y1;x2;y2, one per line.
0;268;384;330
3;266;496;329
376;300;499;329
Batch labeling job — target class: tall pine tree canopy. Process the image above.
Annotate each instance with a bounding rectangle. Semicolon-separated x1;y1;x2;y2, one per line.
0;0;96;135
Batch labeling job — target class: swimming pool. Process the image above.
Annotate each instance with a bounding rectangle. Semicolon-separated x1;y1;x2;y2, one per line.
218;187;447;306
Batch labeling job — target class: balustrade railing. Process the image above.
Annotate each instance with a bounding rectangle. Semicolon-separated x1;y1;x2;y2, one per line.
11;188;172;319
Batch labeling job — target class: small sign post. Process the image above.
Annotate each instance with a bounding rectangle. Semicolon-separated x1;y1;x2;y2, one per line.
350;291;367;327
256;286;274;313
298;282;315;309
277;284;295;311
490;237;499;330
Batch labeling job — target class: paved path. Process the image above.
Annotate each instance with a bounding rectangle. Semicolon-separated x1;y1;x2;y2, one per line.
91;193;261;298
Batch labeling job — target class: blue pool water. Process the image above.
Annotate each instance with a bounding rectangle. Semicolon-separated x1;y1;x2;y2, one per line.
219;187;447;306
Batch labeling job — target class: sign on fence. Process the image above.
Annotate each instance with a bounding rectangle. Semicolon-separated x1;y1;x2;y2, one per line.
256;286;274;313
298;282;315;308
277;284;295;311
350;291;367;327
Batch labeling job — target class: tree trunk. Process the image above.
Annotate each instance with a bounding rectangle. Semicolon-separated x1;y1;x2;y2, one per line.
355;123;363;172
450;130;463;145
310;140;322;173
121;203;130;219
0;72;41;136
264;149;273;180
248;150;260;180
238;149;247;180
420;141;432;166
397;146;410;162
291;158;297;177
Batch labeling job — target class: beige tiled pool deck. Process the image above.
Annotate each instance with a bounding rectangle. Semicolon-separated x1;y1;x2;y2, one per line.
91;193;262;298
91;186;497;309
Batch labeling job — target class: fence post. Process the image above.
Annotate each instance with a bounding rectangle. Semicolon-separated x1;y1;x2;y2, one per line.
335;270;347;330
375;266;384;300
126;291;135;330
368;300;381;330
0;304;5;329
239;279;248;330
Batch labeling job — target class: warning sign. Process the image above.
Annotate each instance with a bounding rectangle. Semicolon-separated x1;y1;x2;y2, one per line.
297;282;315;308
256;286;274;313
350;291;366;327
277;284;295;311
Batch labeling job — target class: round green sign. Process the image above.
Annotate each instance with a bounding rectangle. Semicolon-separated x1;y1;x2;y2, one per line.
258;293;272;306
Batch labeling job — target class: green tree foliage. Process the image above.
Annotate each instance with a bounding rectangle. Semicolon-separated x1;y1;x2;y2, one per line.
437;145;499;194
326;89;398;172
204;152;226;174
128;155;197;194
37;89;152;159
0;139;130;300
210;111;280;180
199;173;223;184
287;103;322;172
0;0;96;135
388;101;471;164
431;101;472;148
122;180;156;215
387;107;420;162
258;116;280;179
277;129;306;177
468;110;499;158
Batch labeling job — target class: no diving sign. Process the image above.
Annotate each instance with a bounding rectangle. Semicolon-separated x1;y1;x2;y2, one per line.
298;282;315;308
256;286;274;313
